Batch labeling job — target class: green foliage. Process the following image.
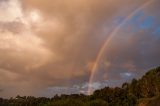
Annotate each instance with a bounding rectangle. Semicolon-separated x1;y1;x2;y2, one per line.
85;99;108;106
0;66;160;106
92;87;137;106
128;66;160;98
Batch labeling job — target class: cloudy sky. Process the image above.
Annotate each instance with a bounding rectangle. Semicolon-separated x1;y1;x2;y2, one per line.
0;0;160;98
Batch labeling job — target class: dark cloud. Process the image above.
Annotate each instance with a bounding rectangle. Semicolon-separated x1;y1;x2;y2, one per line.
0;0;9;3
95;8;160;81
0;0;160;97
0;21;24;34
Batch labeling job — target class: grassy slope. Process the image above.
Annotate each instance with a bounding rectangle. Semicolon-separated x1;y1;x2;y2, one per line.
138;96;160;106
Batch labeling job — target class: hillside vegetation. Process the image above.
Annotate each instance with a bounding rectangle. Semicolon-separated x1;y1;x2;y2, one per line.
0;66;160;106
138;96;160;106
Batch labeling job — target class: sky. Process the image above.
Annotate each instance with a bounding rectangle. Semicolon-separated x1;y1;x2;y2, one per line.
0;0;160;98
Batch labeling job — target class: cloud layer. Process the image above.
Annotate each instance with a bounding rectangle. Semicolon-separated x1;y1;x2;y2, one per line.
0;0;160;97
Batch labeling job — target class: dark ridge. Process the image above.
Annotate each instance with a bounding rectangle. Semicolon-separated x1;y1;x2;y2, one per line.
0;66;160;106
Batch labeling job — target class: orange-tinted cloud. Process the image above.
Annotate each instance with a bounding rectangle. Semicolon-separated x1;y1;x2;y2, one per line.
0;0;160;97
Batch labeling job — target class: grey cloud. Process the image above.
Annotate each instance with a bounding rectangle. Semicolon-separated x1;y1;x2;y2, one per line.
96;21;160;82
19;0;148;81
0;0;9;3
0;21;24;34
0;0;160;97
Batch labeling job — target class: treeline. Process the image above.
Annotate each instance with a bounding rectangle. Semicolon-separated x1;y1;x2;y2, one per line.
0;66;160;106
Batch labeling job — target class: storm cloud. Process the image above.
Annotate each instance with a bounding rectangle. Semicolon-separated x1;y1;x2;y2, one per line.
0;0;160;98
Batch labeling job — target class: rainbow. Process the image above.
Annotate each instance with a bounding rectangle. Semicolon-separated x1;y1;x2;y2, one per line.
88;0;155;94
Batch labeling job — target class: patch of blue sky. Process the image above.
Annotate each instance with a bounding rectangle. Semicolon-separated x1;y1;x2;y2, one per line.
139;16;154;29
111;10;160;41
121;10;155;33
113;10;154;29
152;27;160;38
111;10;157;39
153;27;160;34
130;12;154;29
129;10;144;24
